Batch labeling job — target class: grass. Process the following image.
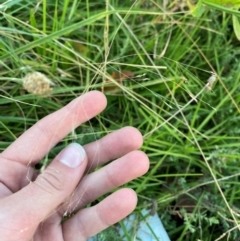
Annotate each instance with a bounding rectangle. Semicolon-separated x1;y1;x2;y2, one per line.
1;0;240;240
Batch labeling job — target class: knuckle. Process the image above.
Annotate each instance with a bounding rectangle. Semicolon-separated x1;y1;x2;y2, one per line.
105;167;119;187
76;216;91;239
37;168;64;194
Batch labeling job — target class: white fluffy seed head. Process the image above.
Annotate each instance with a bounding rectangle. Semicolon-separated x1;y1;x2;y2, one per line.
206;73;217;91
207;74;217;85
22;72;55;95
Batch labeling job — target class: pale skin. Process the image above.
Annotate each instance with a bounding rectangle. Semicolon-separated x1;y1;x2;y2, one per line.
0;91;149;241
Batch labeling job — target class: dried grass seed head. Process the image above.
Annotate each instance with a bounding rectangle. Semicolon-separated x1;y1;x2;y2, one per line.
23;71;55;95
206;72;217;91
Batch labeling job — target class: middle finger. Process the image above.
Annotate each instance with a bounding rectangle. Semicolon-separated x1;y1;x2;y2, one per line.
84;126;143;171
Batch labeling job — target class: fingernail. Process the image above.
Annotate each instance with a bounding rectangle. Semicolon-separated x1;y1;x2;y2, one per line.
59;143;86;168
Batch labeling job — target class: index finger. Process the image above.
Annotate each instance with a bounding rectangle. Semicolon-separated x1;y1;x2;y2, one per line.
1;91;107;165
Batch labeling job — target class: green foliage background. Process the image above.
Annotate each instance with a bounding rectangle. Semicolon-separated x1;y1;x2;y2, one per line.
1;0;240;240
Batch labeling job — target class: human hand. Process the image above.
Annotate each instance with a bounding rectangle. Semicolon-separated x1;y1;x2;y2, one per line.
0;91;149;241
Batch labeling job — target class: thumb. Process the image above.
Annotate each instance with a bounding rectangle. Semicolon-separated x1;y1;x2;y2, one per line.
0;143;87;236
29;143;87;219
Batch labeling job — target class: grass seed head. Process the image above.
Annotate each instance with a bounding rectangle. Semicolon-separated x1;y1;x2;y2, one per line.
206;73;217;91
22;72;54;95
